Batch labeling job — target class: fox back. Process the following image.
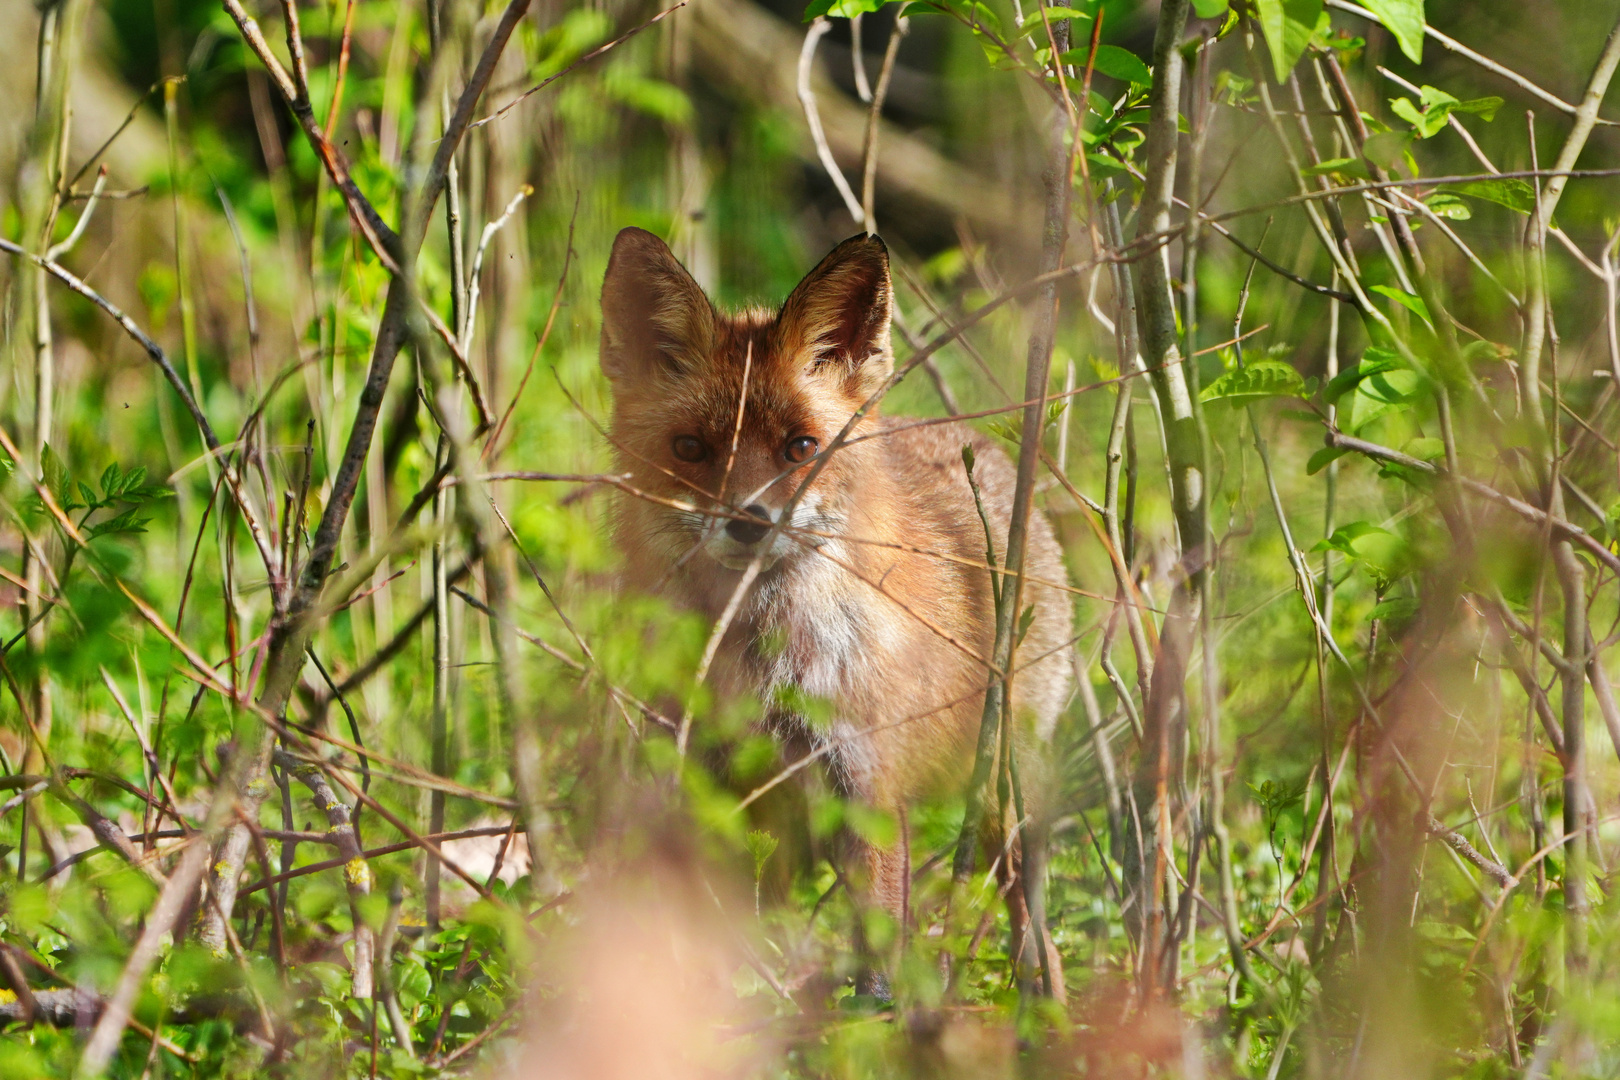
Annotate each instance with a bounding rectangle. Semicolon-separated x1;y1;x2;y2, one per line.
599;228;1072;881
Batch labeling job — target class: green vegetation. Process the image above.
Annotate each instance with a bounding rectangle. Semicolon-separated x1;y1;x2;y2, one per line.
0;0;1618;1074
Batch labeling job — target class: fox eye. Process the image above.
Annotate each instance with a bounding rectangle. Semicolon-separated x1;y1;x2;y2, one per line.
672;436;707;463
784;435;819;464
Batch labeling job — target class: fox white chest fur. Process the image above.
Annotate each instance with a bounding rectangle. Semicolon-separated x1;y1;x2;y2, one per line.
598;227;1072;928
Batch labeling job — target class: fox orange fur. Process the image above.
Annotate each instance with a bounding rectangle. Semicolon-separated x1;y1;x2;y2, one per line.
599;227;1072;990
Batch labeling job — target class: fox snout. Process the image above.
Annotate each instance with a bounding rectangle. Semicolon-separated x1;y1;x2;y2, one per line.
725;504;773;545
708;501;784;571
705;496;813;572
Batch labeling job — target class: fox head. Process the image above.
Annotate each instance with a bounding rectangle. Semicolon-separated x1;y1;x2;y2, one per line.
600;228;893;573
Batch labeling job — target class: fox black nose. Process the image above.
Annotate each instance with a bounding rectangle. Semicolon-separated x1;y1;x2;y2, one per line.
726;504;773;545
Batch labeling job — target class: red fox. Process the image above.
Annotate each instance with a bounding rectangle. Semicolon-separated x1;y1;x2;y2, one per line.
599;227;1072;994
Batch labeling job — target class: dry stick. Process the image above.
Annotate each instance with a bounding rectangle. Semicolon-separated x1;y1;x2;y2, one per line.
1251;435;1512;888
1202;247;1268;1000
850;12;872;101
376;884;415;1056
0;943;37;1028
0;240;276;576
1097;195;1158;700
859;15;907;233
1480;609;1569;760
333;560;474;696
799;18;866;225
238;826;515;896
1515;26;1620;977
1324;0;1615;124
200;0;533;953
948;1;1074;1007
484;205;576;459
471;0;690;128
221;0;398;261
78;838;213;1076
275;748;376;998
450;585;676;733
1323;431;1620;578
323;0;359;138
427;439;452;932
460;184;533;355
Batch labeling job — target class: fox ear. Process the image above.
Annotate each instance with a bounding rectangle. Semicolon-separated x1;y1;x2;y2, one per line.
600;227;716;382
778;234;893;396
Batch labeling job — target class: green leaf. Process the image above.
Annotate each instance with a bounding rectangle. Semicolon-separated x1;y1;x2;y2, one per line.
1307;445;1349;474
745;830;779;881
1084;44;1153;87
804;0;890;19
1310;522;1406;580
1301;156;1371;180
1392;86;1501;138
1255;0;1322;82
1450;94;1503;121
1039;6;1093;20
41;444;71;505
120;466;147;496
1369;285;1432;327
1424;192;1471;220
1361;0;1425;63
1191;0;1229;15
76;481;98;510
1457;178;1537;214
1198;360;1306;404
986;418;1020;444
1323;347;1407;405
1016;603;1037;645
88;508;152;538
1390;96;1443;138
1085;152;1127;177
602;70;693;126
1349;367;1424;432
1604;500;1620;542
1402;436;1445;460
99;462;120;497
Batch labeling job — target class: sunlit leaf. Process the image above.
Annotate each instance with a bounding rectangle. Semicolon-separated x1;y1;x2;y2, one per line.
1362;0;1425;62
1458;177;1537;214
804;0;891;19
1199;359;1306;404
1075;44;1153;87
1255;0;1322;82
1369;285;1432;327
